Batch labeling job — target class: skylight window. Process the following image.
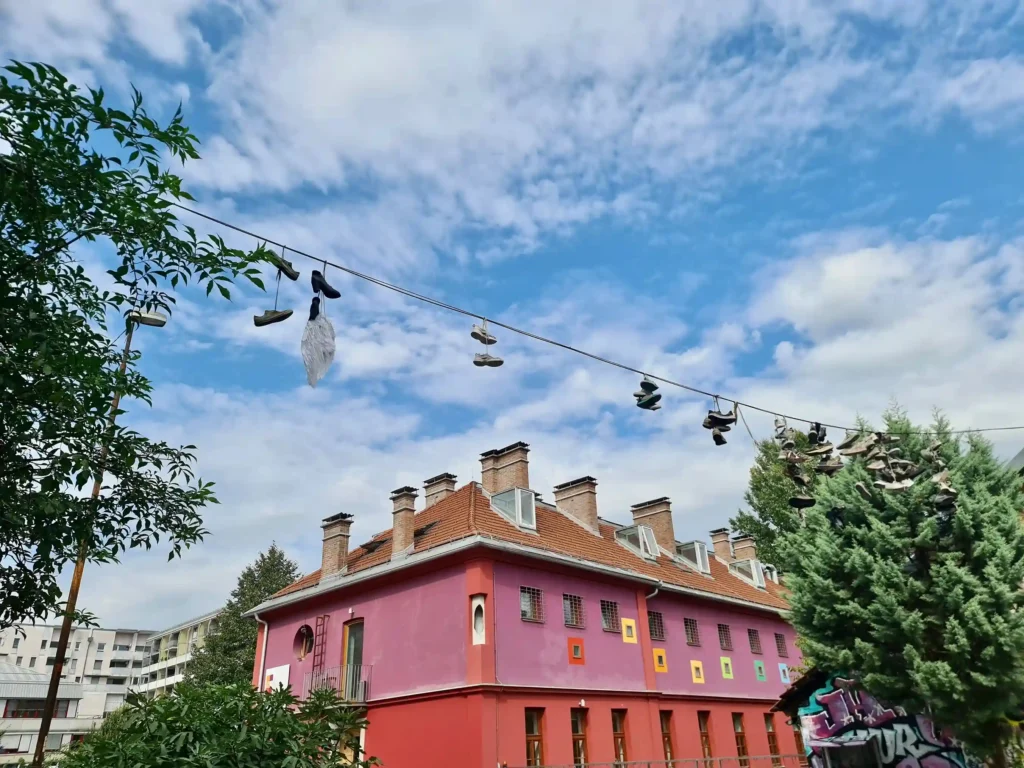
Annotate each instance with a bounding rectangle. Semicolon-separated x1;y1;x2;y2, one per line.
615;524;659;560
492;488;537;531
676;541;711;574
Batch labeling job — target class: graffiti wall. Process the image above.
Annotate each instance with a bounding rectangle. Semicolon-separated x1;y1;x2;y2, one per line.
797;677;979;768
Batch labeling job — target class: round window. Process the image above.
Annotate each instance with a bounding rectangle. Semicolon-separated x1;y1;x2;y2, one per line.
293;625;314;660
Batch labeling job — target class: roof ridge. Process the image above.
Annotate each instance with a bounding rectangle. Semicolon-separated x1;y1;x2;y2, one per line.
468;481;477;530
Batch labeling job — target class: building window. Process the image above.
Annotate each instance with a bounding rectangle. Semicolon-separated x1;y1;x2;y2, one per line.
520;587;545;623
96;643;105;653
794;722;809;767
525;708;544;767
3;700;71;718
471;595;486;645
294;625;314;660
74;641;81;651
40;639;47;649
648;610;665;641
12;637;19;649
571;708;588;767
16;656;23;665
660;711;674;761
698;711;713;758
563;594;585;628
765;713;782;766
29;657;36;668
611;709;628;766
600;600;620;632
684;617;701;646
775;632;789;657
93;660;102;671
748;629;763;654
718;623;733;651
733;713;748;767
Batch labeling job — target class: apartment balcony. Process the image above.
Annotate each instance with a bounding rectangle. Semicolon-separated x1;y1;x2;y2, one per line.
300;665;372;703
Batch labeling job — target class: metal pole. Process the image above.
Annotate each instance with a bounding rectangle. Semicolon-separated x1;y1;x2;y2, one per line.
32;321;136;767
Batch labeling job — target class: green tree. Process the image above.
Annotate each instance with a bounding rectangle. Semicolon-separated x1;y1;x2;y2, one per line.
59;684;377;768
186;545;301;687
0;62;273;628
730;429;815;565
778;408;1024;759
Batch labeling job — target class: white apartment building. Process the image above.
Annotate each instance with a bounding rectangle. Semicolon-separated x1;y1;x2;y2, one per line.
133;609;220;698
0;624;152;762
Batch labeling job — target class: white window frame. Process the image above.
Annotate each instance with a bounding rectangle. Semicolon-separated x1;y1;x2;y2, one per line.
639;526;658;558
492;488;537;531
675;541;711;574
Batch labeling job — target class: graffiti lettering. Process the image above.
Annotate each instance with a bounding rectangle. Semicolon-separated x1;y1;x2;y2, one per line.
797;677;979;768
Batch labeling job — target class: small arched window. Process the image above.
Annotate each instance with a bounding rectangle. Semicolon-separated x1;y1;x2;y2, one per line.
293;625;314;660
471;595;486;645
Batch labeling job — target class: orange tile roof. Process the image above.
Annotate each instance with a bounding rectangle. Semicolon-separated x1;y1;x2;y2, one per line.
273;483;788;611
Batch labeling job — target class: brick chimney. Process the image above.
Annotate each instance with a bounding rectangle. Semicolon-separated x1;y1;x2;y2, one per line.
733;535;757;562
480;442;530;494
390;486;418;560
553;476;598;531
630;497;675;551
321;512;353;578
710;528;733;562
424;472;457;507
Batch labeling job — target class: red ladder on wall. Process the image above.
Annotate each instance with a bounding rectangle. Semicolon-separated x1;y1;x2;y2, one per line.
312;614;328;674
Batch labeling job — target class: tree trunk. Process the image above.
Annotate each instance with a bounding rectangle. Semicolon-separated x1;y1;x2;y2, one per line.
990;741;1007;768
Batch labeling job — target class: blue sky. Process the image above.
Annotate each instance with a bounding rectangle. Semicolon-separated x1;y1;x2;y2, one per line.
3;1;1024;628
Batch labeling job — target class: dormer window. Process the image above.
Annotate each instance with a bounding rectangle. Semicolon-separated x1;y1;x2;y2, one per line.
492;488;537;530
762;563;779;584
615;524;659;560
730;558;767;589
675;541;711;574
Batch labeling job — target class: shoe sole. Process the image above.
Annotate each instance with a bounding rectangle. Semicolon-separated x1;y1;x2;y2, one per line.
254;310;294;327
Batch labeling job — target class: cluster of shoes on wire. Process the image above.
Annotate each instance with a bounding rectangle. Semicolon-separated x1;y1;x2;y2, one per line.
252;247;342;327
471;320;503;367
776;419;841;510
702;402;738;444
634;377;662;411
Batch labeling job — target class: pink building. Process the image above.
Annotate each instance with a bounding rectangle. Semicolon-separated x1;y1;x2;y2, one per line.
248;442;806;768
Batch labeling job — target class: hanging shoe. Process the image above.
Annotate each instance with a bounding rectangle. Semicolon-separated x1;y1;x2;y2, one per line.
902;463;926;480
886;447;903;458
311;270;341;299
855;482;873;502
270;252;300;281
471;323;498;345
702;415;714;430
638;377;658;394
774;416;787;436
789;495;815;509
473;353;504;368
878;433;901;445
815;458;843;475
866;459;887;472
825;506;845;528
779;450;809;465
840;433;878;456
254;309;293;327
930;469;949;485
807;427;819;446
308;296;321;321
836;431;859;451
712;428;727;446
874;479;912;492
806;442;834;457
864;446;885;461
706;409;737;428
636;392;662;410
789;471;811;488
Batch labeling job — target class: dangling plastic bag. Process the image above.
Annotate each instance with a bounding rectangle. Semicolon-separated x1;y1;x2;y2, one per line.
301;314;336;387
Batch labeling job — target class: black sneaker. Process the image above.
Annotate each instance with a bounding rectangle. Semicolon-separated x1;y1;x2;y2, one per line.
311;270;341;299
253;309;293;327
836;431;859;451
637;392;662;410
789;495;815;509
309;296;321;321
855;482;873;502
706;409;737;427
712;428;727;446
825;506;845;528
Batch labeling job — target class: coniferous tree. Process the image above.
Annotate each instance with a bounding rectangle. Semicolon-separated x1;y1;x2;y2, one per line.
186;545;300;687
778;409;1024;759
730;430;814;565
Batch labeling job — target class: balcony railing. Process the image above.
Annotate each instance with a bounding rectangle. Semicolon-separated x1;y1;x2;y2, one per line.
507;755;808;768
301;665;372;702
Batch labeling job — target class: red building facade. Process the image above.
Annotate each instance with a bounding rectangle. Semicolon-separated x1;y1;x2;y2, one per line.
249;442;805;768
